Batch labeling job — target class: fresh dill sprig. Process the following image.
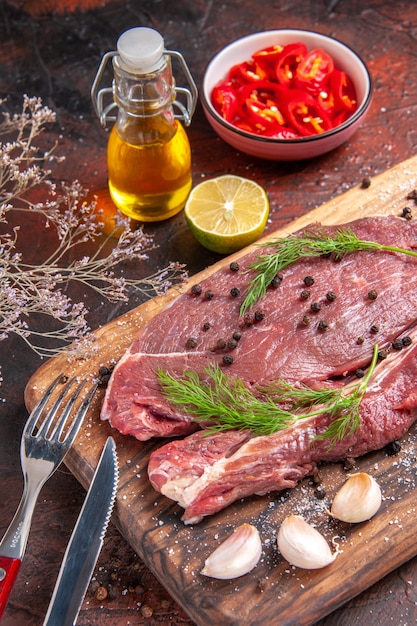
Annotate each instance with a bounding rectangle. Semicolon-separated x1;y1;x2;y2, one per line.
157;345;379;445
240;228;417;315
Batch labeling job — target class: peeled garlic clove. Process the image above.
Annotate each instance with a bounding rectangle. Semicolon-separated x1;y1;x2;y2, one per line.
277;515;337;570
330;472;382;523
201;523;262;579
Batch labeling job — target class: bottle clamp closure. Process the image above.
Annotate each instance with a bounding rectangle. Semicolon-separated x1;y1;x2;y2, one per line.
91;44;198;128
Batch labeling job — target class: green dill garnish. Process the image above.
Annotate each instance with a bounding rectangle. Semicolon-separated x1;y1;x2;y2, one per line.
240;228;417;316
157;345;379;446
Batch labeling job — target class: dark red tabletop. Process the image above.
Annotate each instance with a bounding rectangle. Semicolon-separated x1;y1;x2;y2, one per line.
1;1;417;624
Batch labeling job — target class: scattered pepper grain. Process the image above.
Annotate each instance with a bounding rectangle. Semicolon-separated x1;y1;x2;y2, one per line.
317;320;328;331
186;337;198;348
191;284;202;295
356;336;364;345
368;289;378;300
230;287;240;297
204;290;213;300
270;273;283;288
222;354;234;365
300;289;310;300
360;177;371;189
326;291;336;302
370;324;379;333
304;275;315;287
229;261;240;272
233;331;242;341
311;301;321;312
391;340;403;350
402;336;412;346
401;206;413;220
254;310;265;321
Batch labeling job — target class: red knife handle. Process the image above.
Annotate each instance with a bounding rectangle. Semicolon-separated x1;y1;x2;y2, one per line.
0;556;22;618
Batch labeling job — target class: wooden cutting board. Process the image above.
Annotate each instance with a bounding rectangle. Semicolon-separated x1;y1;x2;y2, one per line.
25;155;417;626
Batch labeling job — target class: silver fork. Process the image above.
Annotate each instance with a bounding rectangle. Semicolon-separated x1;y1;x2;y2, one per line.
0;374;98;619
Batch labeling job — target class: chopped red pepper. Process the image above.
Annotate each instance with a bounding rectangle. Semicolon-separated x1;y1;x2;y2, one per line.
330;69;357;113
275;42;307;87
284;91;332;136
295;48;334;94
228;59;267;84
210;40;359;139
211;80;239;122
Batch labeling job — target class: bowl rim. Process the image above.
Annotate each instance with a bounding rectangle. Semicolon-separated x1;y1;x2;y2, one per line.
201;28;373;145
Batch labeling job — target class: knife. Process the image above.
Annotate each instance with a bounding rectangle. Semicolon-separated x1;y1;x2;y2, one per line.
43;436;118;626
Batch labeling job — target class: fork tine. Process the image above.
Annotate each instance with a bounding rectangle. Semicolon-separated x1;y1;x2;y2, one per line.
35;377;79;439
49;379;86;441
60;380;99;446
24;374;67;437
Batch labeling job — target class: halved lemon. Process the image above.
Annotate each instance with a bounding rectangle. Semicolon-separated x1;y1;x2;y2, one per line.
184;175;269;254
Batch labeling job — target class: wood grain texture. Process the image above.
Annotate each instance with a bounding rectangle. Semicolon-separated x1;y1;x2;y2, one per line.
24;155;417;626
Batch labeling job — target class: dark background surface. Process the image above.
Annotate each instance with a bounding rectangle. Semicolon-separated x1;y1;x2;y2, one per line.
1;0;417;623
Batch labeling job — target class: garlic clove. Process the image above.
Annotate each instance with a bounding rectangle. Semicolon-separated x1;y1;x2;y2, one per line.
277;515;337;570
330;472;382;523
201;523;262;579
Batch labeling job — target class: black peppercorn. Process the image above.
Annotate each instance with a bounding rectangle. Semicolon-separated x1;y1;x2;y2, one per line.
300;289;310;300
227;339;238;350
222;354;234;365
229;261;240;272
310;301;321;312
326;291;336;302
230;287;240;297
356;336;364;345
402;336;412;346
233;331;242;341
360;177;371;189
406;189;417;203
186;337;198;348
216;338;226;350
386;440;401;456
191;284;202;295
355;369;365;378
317;320;328;331
301;315;312;326
370;324;379;333
368;289;378;300
401;206;413;220
254;310;264;322
270;274;283;288
202;322;211;331
304;276;315;287
204;290;213;300
377;349;388;360
391;341;403;351
243;313;254;327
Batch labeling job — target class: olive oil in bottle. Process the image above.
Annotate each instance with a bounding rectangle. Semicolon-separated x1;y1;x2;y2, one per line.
92;27;197;222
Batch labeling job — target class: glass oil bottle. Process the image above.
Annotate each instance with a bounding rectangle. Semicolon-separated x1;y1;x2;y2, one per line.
91;27;198;221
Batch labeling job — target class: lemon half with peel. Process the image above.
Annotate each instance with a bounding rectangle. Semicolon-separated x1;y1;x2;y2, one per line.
184;175;269;254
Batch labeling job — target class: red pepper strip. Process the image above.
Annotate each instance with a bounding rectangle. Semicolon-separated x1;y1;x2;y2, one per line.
317;87;336;115
275;42;307;87
244;97;286;130
295;48;334;94
228;59;267;84
330;69;358;113
236;81;288;127
284;91;332;136
252;45;284;79
211;80;239;122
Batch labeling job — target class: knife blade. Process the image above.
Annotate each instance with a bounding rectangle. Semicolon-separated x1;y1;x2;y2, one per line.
43;436;118;626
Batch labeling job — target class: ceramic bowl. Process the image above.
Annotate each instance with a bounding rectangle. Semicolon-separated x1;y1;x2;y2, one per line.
201;29;373;161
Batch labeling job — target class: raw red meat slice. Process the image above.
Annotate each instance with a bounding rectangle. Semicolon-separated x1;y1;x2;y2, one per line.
101;216;417;441
148;327;417;524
